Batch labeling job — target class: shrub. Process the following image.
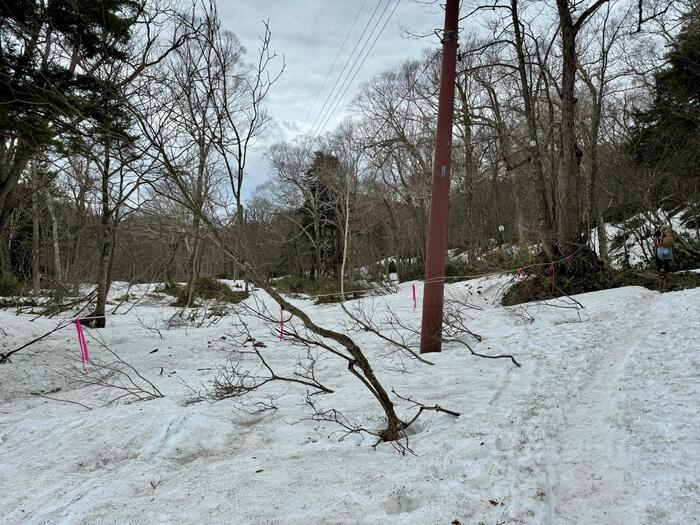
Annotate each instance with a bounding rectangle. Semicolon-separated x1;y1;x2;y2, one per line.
153;282;182;296
158;278;248;307
397;246;536;284
397;263;424;283
0;276;24;297
272;275;370;304
502;268;700;306
46;283;72;300
672;236;700;271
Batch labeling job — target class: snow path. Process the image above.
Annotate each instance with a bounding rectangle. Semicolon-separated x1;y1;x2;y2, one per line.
469;286;698;524
544;294;659;523
1;280;698;523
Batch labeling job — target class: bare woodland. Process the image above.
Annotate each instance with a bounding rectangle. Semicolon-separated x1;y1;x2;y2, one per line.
1;0;699;443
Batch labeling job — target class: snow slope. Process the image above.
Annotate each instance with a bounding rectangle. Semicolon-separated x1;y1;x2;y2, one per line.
1;278;698;524
592;209;700;268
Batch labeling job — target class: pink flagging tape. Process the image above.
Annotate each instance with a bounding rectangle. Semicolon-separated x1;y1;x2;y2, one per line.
75;319;89;364
412;284;417;311
75;320;84;363
279;305;284;340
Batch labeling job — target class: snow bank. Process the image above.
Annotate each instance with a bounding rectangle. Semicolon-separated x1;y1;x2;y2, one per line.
1;278;698;523
593;208;700;268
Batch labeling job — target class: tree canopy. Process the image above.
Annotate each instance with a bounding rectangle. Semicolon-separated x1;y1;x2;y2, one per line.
632;6;700;179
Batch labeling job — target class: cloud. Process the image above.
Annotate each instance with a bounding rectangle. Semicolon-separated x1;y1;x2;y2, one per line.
218;0;442;197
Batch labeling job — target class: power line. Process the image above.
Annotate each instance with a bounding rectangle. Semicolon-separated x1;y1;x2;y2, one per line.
314;0;404;139
306;0;387;137
302;0;437;160
301;0;369;127
363;49;440;147
310;0;400;140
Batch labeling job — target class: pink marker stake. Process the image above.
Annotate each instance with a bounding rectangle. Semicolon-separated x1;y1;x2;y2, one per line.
412;284;417;312
75;320;84;364
75;319;89;365
279;306;284;340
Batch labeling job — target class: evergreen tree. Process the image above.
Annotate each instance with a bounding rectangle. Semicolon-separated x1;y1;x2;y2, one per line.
632;6;700;179
0;0;141;229
298;152;342;280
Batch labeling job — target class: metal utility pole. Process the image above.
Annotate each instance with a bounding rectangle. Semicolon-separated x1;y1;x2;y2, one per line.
420;0;459;354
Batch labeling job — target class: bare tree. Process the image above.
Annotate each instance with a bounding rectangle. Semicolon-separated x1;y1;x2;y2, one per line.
208;18;284;224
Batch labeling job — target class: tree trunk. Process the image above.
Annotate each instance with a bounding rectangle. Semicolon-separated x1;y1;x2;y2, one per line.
184;140;209;306
556;0;586;256
0;141;35;233
69;231;82;296
164;235;181;288
312;217;322;281
596;212;608;266
0;229;12;279
514;177;528;245
93;228;114;328
31;160;41;294
69;166;88;295
185;216;201;307
236;165;245;225
511;0;554;255
106;230;117;293
92;145;112;328
45;191;62;282
456;81;476;250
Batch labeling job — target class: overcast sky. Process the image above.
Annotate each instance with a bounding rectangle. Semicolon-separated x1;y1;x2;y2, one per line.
217;0;445;198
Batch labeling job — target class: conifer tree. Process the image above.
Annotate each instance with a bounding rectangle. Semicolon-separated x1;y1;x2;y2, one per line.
0;0;141;229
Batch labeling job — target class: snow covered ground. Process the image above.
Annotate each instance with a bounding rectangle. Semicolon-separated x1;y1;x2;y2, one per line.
1;278;698;524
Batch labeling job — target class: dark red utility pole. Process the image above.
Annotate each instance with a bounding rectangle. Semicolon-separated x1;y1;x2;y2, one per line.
420;0;459;354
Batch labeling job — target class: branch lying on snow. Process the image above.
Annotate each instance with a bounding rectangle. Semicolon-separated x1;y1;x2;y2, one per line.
442;294;521;367
304;389;462;456
52;335;164;408
201;236;413;441
210;336;333;401
446;337;521;368
114;196;459;443
392;389;461;425
206;286;463;447
0;321;71;364
2;290;98;364
30;391;93;410
442;293;484;343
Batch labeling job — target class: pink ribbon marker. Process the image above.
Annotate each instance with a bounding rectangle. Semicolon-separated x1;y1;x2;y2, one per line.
75;319;89;366
279;306;284;340
412;284;417;312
